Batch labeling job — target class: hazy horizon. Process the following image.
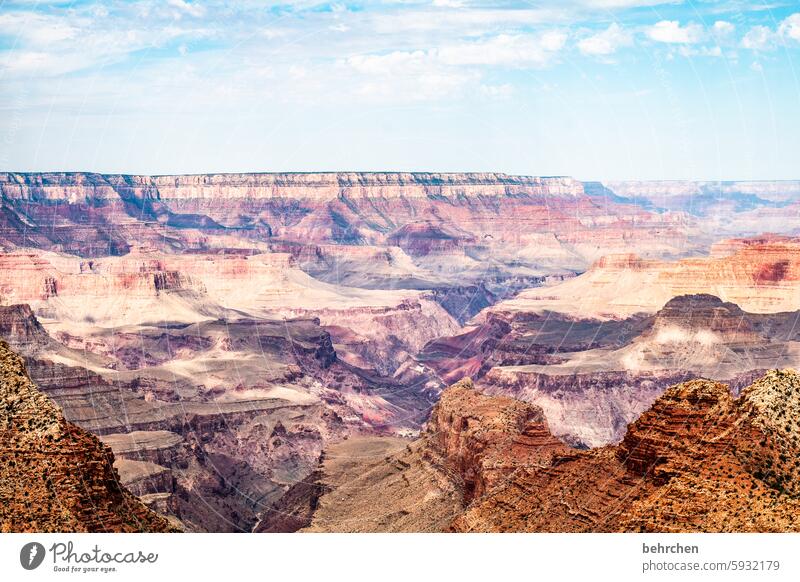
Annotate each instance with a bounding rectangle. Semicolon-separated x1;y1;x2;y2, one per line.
2;169;800;183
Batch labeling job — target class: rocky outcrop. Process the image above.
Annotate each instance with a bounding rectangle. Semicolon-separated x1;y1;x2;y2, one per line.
454;371;800;532
463;295;800;446
303;380;571;532
0;340;175;532
423;379;568;502
252;468;330;533
0;304;50;348
306;371;800;532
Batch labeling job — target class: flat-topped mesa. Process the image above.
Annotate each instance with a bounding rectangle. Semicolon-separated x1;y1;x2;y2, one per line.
0;340;175;532
493;235;800;319
0;172;585;202
649;294;758;339
710;234;800;258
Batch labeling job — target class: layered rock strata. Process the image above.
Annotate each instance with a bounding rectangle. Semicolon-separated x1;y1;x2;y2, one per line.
455;370;800;532
423;294;800;446
493;237;800;319
306;371;800;533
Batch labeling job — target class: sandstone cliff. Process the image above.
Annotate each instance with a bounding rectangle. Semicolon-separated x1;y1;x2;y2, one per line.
0;172;694;284
493;236;800;318
306;371;800;532
0;340;176;532
301;379;569;532
457;370;800;532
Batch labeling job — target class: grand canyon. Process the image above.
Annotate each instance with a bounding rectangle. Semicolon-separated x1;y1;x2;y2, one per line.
1;172;799;532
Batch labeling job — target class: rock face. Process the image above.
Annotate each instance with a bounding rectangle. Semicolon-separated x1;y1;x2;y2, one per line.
0;248;459;381
0;340;175;533
302;379;569;532
306;372;800;532
0;304;373;532
423;380;568;503
422;294;800;447
0;172;695;282
0;304;50;348
455;370;800;532
3;171;800;533
493;236;800;319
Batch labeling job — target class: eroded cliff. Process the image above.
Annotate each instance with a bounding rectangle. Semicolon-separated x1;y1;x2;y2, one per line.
0;340;176;532
305;371;800;533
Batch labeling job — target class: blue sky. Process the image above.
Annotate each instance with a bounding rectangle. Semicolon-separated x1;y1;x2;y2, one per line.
0;0;799;179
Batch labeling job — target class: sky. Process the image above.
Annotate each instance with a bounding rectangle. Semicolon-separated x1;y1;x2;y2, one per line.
0;1;799;180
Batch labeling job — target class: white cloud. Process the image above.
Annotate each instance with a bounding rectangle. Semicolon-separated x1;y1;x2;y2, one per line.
0;13;212;76
342;31;566;102
646;20;704;44
712;21;735;37
167;0;206;18
578;23;632;56
347;32;566;72
738;14;800;51
347;50;428;75
369;8;566;35
344;48;475;101
0;12;80;45
432;0;465;7
437;32;567;67
578;0;680;6
779;13;800;42
741;25;776;50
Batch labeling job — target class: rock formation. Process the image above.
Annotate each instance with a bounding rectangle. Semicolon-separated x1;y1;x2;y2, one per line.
422;294;800;447
0;340;176;532
0;172;697;283
492;236;800;319
306;371;800;532
2;171;800;533
301;379;569;532
455;370;800;532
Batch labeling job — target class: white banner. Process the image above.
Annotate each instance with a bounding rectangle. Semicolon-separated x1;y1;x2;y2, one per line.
1;533;799;582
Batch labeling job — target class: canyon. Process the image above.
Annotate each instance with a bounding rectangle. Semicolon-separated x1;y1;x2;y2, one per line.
303;372;800;532
1;171;799;532
423;292;800;447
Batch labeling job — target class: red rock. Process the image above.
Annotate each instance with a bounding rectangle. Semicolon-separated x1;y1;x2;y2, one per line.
0;340;176;532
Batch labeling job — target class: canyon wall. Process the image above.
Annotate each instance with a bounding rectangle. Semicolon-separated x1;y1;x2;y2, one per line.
305;372;800;532
0;340;176;532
